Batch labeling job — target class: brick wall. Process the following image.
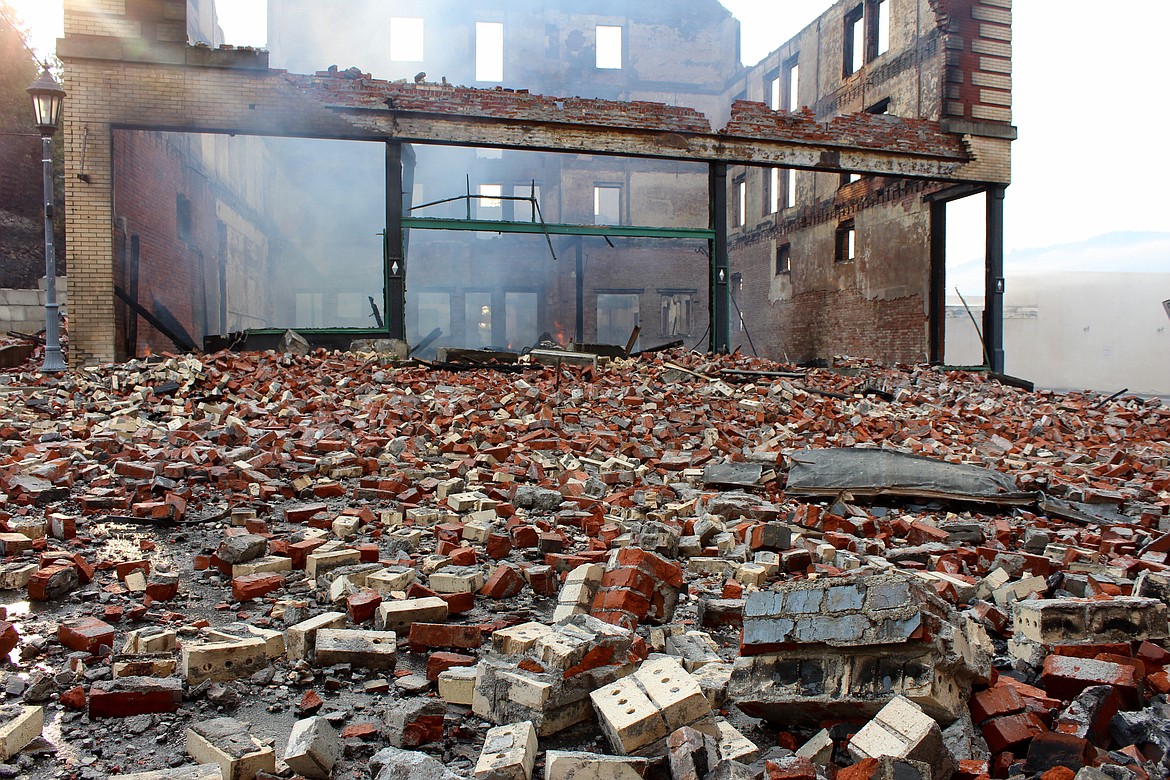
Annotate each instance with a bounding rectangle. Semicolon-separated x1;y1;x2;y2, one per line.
939;0;1012;124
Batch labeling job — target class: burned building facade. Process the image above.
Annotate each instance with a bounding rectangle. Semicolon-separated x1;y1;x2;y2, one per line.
57;0;1013;366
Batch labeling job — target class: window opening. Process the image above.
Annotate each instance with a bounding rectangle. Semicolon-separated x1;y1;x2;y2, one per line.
390;17;424;62
476;22;504;82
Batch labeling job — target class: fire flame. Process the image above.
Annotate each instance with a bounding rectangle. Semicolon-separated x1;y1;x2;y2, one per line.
552;321;567;346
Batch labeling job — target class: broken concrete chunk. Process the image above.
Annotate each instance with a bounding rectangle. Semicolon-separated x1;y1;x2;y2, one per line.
283;716;340;779
369;746;460;780
732;572;985;725
1013;597;1169;645
216;534;267;565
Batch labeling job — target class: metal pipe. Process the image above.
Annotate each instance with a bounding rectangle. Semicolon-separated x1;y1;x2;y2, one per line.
40;135;66;372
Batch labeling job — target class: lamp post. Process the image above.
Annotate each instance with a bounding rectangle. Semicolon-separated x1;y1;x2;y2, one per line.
26;68;67;373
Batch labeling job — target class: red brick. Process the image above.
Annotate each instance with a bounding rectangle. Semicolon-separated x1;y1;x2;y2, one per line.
485;532;513;559
285;503;329;523
511;525;539;548
448;546;477;566
88;678;182;718
299;689;323;715
425;651;476;681
408;622;482;652
115;560;150;579
971;684;1027;724
1041;654;1141;708
26;563;79;601
58;617;115;654
766;755;819;780
231;573;284;602
982;711;1048;754
288;538;327;569
347;589;383;623
439;591;476;614
0;621;18;658
145;578;179;601
59;685;86;709
524;564;558;597
480;565;525;599
1137;641;1170;666
341;723;378;740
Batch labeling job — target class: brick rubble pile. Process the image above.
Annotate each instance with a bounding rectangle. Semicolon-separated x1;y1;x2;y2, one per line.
0;348;1168;780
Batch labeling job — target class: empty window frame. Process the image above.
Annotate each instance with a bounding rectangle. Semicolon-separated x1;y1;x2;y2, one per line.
767;168;781;215
785;169;797;209
597;293;639;344
840;171;862;188
596;25;623;69
594;184;621;226
509;183;542;222
767;69;782;111
776;242;792;275
465;292;493;347
505;291;539;348
176;194;192;242
416;292;451;337
390;17;424;62
873;0;890;57
784;57;800;112
478;184;503;219
867;97;892;115
835;220;857;263
660;292;694;337
476;22;504;82
844;5;864;77
734;176;747;227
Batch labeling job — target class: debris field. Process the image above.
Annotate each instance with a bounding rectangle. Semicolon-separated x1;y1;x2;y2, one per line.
1;347;1169;780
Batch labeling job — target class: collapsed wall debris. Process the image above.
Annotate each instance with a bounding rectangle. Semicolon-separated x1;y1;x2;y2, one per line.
730;572;991;724
0;347;1168;780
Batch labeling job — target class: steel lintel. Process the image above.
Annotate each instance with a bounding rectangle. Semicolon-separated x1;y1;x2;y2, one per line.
336;110;985;184
401;216;714;241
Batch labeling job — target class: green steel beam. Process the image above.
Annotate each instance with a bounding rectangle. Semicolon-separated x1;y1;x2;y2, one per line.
401;216;714;241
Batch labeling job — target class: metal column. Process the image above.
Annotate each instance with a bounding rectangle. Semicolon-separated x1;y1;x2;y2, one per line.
385;142;406;341
928;200;947;365
575;237;584;344
709;163;730;353
983;186;1006;373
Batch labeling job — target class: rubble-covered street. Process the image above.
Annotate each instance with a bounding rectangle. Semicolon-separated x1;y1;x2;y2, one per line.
1;347;1169;780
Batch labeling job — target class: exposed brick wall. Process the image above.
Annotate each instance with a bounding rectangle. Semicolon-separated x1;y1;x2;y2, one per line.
111;131;215;357
723;102;966;159
296;69;714;134
729;178;937;365
940;0;1013;124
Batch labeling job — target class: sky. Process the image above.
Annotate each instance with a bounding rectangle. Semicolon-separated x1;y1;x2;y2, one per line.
7;0;1169;288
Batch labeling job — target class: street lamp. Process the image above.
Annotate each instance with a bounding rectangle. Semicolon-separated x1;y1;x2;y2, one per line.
26;68;67;373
